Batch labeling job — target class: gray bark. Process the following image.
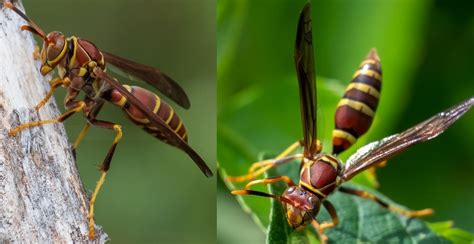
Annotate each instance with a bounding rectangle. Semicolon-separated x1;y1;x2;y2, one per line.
0;2;107;242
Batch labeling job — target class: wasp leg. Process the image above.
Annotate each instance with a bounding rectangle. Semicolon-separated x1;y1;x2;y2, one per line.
320;201;339;230
72;100;106;158
34;78;71;111
248;141;302;172
309;201;338;244
226;141;303;182
73;123;91;151
244;175;295;189
339;187;433;217
311;219;328;244
86;119;122;240
9;101;85;137
227;154;303;183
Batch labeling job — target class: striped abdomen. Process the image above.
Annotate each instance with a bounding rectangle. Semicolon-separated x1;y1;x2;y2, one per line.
332;49;382;155
107;85;188;142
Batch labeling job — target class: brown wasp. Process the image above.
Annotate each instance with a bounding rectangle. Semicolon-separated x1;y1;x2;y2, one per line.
226;3;473;243
4;2;212;240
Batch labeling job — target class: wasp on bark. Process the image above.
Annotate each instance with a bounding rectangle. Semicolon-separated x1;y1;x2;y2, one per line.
226;3;473;243
4;2;212;240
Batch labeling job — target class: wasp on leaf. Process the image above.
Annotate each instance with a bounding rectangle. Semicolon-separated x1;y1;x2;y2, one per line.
226;3;473;243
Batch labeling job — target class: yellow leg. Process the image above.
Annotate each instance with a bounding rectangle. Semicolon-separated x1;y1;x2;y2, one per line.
226;141;302;182
88;124;122;240
9;101;85;137
245;176;295;189
389;205;433;218
275;141;302;159
88;171;107;240
311;220;328;244
35;78;70;111
247;141;302;173
226;154;303;182
319;201;339;230
339;187;433;218
73;123;92;150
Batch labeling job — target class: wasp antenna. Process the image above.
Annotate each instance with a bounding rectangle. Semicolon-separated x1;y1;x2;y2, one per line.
232;189;295;205
4;2;47;40
20;25;45;38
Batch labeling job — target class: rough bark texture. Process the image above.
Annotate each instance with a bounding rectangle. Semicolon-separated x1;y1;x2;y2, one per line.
0;2;108;242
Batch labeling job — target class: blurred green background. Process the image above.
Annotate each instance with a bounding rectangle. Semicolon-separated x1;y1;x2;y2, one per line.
217;0;473;243
23;0;215;243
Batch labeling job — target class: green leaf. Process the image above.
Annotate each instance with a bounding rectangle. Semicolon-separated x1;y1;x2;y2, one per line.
428;221;474;244
265;166;311;244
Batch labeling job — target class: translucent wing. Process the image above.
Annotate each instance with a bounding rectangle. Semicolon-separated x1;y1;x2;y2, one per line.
343;97;473;181
295;3;317;158
93;67;212;177
103;51;191;109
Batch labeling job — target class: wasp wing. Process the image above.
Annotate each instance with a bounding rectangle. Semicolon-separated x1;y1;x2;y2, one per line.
102;51;191;109
295;3;318;158
93;67;212;177
343;97;473;181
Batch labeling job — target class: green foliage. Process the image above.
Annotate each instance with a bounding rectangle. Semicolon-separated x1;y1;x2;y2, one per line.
266;167;310;244
428;222;474;244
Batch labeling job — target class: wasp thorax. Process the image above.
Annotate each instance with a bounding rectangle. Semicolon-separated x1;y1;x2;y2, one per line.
282;186;320;231
40;31;67;75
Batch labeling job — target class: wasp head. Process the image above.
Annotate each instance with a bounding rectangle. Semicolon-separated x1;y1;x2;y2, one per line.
282;186;320;230
3;2;68;75
39;31;67;75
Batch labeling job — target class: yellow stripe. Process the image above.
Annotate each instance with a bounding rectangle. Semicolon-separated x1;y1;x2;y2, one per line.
78;67;87;77
147;126;158;131
345;82;380;98
165;109;174;123
332;129;357;144
359;59;378;67
100;54;105;66
182;131;188;140
115;96;127;107
67;37;78;70
353;68;382;81
299;181;326;198
130;116;150;124
121;85;150;123
301;162;320;194
115;84;132;108
153;95;161;113
174;121;183;133
321;156;339;169
48;38;68;64
337;98;375;117
123;85;132;92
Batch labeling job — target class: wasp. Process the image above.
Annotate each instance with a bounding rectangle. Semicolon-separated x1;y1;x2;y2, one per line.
4;2;212;240
227;3;473;243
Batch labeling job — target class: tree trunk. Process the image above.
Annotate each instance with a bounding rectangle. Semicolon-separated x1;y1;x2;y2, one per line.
0;2;108;242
